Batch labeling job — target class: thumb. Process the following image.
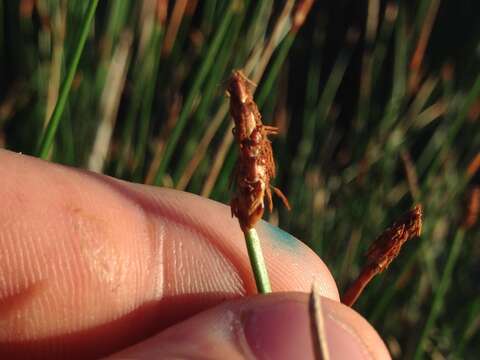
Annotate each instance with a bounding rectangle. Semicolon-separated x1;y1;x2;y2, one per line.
109;292;390;360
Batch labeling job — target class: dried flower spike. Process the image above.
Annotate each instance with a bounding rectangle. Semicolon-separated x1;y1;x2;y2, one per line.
366;204;422;272
342;205;423;307
228;70;290;232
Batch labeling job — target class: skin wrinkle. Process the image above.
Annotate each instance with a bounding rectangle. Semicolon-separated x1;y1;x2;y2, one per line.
145;217;165;300
170;235;184;294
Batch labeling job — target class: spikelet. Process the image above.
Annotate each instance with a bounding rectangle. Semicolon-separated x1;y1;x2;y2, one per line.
228;70;290;231
342;205;423;307
366;205;423;272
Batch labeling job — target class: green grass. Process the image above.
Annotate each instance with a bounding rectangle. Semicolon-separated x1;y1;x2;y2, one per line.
36;0;100;159
1;1;479;358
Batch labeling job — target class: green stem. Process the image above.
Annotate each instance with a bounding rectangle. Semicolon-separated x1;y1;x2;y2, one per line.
413;229;465;359
244;228;271;294
36;0;100;159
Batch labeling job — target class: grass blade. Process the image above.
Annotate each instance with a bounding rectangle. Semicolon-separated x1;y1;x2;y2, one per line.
36;0;100;159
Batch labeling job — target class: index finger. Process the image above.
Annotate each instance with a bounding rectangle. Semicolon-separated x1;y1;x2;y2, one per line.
0;149;338;358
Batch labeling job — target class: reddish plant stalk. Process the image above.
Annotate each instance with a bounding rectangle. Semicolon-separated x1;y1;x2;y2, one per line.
342;265;379;307
342;205;423;307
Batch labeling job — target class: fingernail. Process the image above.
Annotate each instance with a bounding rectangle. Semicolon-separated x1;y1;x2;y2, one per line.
244;299;372;360
259;221;300;250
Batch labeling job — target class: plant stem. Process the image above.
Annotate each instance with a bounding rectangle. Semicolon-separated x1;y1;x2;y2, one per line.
36;0;100;159
244;228;271;294
342;265;378;307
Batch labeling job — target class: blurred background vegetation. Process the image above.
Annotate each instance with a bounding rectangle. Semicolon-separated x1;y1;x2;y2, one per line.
1;0;479;358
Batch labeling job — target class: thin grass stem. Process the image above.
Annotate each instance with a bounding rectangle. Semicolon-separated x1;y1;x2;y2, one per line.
244;228;271;294
36;0;100;159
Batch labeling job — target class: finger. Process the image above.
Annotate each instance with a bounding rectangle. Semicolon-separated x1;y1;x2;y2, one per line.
110;292;391;360
0;149;338;359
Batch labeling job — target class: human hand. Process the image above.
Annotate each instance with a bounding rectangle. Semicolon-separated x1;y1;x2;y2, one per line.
0;149;390;359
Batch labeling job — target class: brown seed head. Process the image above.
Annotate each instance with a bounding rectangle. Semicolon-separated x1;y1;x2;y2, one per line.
366;205;423;272
228;70;289;231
